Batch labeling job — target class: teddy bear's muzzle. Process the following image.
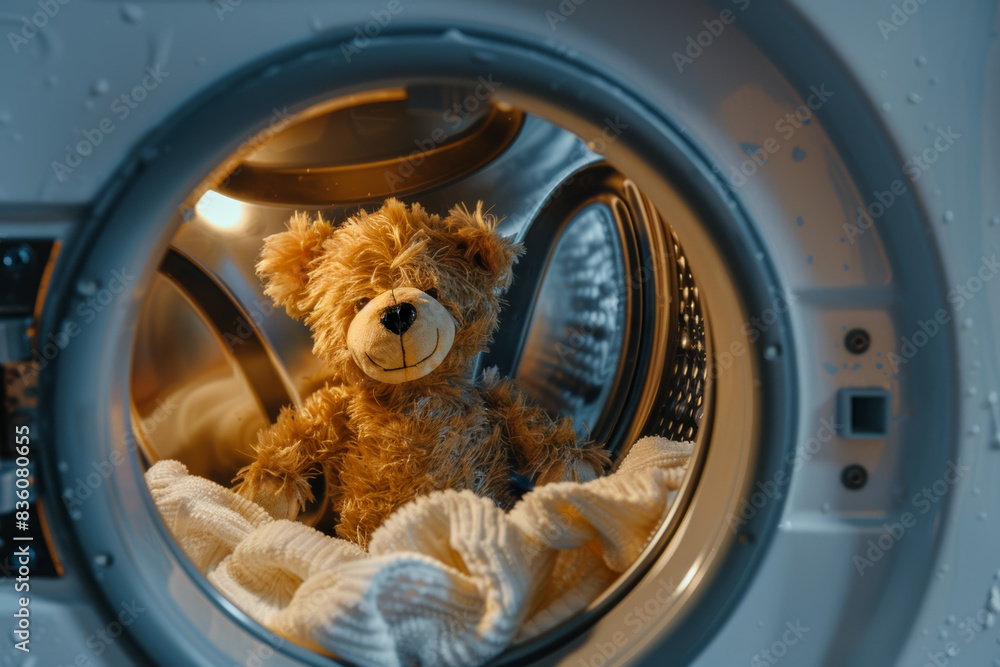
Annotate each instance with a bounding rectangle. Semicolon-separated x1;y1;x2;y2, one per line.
347;286;456;384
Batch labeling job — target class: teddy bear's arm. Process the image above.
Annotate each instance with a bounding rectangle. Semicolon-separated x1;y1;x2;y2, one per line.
233;384;352;519
481;369;610;485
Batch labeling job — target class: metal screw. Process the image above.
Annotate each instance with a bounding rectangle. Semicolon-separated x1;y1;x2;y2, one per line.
845;328;871;354
841;464;868;490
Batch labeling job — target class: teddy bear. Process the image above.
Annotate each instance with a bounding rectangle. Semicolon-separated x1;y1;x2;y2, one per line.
234;198;610;547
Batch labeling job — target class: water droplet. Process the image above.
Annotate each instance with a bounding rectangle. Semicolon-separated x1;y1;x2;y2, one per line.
46;74;60;87
972;487;982;495
929;76;939;85
979;512;988;520
881;102;892;112
792;147;807;161
196;55;207;66
91;79;110;96
76;279;98;296
0;112;10;126
946;615;956;624
970;425;982;435
988;585;1000;612
879;70;889;79
796;216;804;226
758;619;765;628
764;344;781;360
807;255;813;265
821;502;831;513
57;461;68;472
920;628;929;636
945;644;959;657
943;210;955;223
93;553;113;567
939;628;948;639
916;55;927;66
988;391;999;405
925;121;935;131
121;4;143;23
968;385;978;395
991;215;1000;226
907;92;922;104
941;564;951;572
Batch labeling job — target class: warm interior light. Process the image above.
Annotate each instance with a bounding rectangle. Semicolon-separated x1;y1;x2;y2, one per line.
194;190;244;230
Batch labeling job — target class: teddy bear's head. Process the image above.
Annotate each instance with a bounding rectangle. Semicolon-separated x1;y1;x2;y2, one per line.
256;199;522;386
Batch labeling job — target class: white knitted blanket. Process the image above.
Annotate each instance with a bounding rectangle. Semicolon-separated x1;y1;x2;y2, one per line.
145;436;692;667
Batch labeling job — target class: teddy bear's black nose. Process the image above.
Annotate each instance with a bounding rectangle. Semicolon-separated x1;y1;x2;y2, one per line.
380;302;417;335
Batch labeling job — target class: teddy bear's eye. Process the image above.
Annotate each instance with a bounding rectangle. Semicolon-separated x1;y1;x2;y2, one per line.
354;297;371;313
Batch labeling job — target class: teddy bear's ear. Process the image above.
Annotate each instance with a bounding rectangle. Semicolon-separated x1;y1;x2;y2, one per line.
445;202;525;291
256;212;336;320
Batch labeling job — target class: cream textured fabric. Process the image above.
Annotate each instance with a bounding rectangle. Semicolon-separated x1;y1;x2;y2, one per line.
145;436;692;667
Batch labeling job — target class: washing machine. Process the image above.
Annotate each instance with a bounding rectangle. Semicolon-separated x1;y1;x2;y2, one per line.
1;1;998;665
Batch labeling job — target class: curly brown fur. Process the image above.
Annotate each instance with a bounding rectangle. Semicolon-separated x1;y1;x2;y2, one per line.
234;199;609;548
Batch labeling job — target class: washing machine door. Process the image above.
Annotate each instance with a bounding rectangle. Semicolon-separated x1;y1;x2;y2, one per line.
0;1;993;666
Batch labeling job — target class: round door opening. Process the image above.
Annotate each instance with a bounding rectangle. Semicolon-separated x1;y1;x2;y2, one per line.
129;85;714;661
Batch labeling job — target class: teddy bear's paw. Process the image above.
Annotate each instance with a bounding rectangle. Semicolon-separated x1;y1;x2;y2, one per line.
559;457;601;484
236;475;304;521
